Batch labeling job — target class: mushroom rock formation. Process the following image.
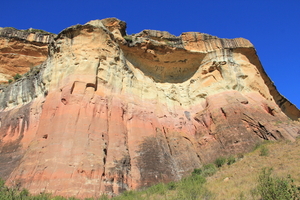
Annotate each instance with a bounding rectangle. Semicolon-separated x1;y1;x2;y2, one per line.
0;18;299;198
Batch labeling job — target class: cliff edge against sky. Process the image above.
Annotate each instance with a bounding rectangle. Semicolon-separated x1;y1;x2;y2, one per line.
0;18;299;198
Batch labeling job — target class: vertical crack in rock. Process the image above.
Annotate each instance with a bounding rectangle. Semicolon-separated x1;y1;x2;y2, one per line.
102;101;110;177
161;127;172;156
221;107;227;118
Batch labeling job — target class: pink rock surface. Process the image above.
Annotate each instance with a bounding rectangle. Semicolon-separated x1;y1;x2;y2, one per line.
0;18;299;198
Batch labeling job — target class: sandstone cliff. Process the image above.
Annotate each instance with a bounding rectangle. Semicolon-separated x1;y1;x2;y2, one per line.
0;18;299;198
0;27;55;82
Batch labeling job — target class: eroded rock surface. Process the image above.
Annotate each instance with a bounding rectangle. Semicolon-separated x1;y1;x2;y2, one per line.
0;27;55;82
0;18;299;198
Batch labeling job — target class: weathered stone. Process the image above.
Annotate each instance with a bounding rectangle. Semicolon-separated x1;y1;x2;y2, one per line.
0;18;299;198
0;28;55;83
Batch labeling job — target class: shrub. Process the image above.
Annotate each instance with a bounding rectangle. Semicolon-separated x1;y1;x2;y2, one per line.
237;153;244;159
227;155;236;165
193;164;217;177
260;145;269;156
256;168;300;200
8;79;13;83
13;73;22;81
214;157;227;168
19;188;29;197
192;168;202;175
177;174;211;200
123;35;133;42
167;181;177;190
253;142;261;151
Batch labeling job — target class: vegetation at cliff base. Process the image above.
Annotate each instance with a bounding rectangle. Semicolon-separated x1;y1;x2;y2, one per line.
0;139;299;199
254;167;300;200
205;139;300;199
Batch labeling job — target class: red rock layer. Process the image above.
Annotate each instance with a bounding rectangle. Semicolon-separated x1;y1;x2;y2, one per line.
0;28;54;83
0;18;299;198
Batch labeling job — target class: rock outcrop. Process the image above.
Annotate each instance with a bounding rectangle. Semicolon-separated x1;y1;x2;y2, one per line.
0;27;55;82
0;18;299;198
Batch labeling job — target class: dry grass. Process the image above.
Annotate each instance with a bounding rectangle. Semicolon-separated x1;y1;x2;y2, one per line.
205;138;300;200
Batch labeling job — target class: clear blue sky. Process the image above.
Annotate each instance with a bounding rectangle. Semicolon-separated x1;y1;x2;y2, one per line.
1;0;299;109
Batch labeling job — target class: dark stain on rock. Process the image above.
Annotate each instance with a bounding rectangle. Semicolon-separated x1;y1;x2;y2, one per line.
136;136;177;188
0;104;32;179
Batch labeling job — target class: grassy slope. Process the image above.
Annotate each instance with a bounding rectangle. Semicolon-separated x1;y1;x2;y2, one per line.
110;138;300;200
205;138;300;200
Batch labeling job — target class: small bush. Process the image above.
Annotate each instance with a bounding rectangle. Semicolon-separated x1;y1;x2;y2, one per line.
214;157;227;168
123;35;133;42
256;168;300;200
253;142;261;151
13;73;22;81
237;153;244;159
260;145;269;156
177;174;210;200
8;79;13;83
167;181;177;190
193;164;217;177
192;168;202;175
227;155;236;165
19;188;29;197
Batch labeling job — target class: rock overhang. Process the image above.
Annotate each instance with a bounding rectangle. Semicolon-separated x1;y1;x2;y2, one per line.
0;18;299;198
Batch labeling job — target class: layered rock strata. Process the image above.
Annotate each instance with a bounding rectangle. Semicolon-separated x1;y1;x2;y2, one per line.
0;18;299;198
0;27;54;82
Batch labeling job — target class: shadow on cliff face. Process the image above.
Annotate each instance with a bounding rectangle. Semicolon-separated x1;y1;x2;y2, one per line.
0;103;32;179
136;136;178;188
106;155;132;194
121;45;205;83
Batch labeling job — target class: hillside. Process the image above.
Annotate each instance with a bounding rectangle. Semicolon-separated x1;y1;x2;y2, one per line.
205;138;300;199
108;138;300;199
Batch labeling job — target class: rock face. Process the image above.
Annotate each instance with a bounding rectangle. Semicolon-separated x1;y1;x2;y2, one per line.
0;27;55;82
0;18;299;198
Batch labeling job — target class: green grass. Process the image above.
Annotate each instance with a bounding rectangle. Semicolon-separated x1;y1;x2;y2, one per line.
227;155;236;165
259;145;269;156
254;168;300;199
112;169;214;200
0;139;299;199
192;163;217;177
214;157;227;168
0;165;214;200
205;138;300;199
